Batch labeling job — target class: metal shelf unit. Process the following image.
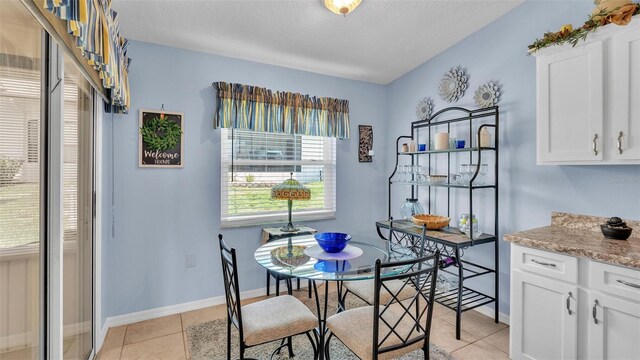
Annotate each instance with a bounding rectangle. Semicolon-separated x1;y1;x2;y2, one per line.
376;106;500;340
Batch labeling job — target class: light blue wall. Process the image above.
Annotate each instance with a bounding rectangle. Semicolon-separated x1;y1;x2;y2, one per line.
101;41;388;324
103;0;640;325
386;0;640;316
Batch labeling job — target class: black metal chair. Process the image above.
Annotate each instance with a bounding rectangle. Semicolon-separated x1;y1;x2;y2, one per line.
340;227;422;308
218;234;318;359
325;250;440;360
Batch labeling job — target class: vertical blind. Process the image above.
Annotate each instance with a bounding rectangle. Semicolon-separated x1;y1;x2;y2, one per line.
220;128;336;227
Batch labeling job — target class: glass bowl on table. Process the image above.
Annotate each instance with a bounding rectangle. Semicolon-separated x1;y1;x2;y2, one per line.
314;232;352;253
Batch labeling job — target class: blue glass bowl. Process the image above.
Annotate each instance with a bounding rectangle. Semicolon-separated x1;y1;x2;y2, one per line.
314;260;352;272
314;232;352;253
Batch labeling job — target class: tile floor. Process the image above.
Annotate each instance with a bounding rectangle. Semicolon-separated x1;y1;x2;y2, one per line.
97;286;510;360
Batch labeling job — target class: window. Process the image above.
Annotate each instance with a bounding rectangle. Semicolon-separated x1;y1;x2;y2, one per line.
221;129;336;227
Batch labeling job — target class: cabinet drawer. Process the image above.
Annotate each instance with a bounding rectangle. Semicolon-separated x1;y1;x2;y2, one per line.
512;245;578;283
590;261;640;302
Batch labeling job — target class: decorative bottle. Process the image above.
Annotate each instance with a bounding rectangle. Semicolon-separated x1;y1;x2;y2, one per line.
399;198;425;220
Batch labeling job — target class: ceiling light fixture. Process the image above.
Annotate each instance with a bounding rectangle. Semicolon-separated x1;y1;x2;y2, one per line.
323;0;362;16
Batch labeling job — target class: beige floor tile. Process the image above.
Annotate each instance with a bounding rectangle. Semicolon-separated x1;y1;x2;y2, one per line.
429;317;478;353
440;310;507;338
482;327;509;354
432;302;453;318
180;306;226;330
121;333;185;360
102;325;127;350
0;347;38;360
97;347;122;360
124;314;182;345
452;340;509;360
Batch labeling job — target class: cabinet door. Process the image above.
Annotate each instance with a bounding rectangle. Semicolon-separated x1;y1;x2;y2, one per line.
588;292;640;360
511;270;578;360
537;41;604;163
611;26;640;162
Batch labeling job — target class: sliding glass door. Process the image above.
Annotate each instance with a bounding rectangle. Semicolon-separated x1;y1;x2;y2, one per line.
0;1;96;359
0;1;44;358
62;55;94;360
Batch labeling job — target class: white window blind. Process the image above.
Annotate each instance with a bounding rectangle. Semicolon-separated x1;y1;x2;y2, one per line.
0;64;86;248
220;128;336;227
0;65;41;249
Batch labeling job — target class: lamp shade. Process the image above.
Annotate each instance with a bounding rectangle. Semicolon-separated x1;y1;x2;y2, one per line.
271;173;311;201
324;0;362;15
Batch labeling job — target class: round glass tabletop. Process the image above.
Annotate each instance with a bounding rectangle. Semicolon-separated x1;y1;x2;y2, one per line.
254;235;416;281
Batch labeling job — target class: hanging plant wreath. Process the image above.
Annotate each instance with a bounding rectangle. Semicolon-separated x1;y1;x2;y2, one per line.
528;1;640;53
140;115;182;151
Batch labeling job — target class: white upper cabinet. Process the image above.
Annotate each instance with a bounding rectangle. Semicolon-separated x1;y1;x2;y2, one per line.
611;25;640;160
536;42;604;163
535;19;640;165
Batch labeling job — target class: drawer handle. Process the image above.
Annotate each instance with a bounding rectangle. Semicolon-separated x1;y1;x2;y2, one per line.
531;258;557;267
618;131;623;154
592;299;599;325
617;279;640;289
593;133;598;156
566;291;572;315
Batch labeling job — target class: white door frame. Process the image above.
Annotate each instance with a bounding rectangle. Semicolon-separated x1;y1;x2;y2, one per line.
46;38;64;360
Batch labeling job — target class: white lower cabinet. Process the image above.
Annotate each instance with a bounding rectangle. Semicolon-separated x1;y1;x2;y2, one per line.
511;270;577;360
588;291;640;360
511;244;640;360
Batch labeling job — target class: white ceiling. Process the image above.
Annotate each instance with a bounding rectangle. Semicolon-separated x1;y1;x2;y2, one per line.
112;0;523;84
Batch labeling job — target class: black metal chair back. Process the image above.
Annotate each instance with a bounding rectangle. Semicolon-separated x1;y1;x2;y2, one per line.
218;234;245;341
372;250;440;358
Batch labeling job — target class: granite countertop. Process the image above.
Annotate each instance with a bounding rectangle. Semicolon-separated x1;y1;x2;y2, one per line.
504;212;640;269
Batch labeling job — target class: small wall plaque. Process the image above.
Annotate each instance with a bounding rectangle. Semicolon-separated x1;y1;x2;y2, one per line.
139;109;184;168
358;125;373;162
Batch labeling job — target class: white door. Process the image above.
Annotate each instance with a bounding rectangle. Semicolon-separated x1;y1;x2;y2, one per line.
610;25;640;162
511;270;578;360
537;41;604;163
588;291;640;360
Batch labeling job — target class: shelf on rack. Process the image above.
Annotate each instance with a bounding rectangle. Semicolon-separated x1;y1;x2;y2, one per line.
399;147;496;155
376;220;497;248
391;181;496;189
431;285;495;312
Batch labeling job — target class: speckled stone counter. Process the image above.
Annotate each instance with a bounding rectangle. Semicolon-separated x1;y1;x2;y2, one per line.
504;212;640;269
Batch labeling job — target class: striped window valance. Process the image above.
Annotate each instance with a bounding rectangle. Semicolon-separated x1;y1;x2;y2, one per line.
213;82;350;139
44;0;131;113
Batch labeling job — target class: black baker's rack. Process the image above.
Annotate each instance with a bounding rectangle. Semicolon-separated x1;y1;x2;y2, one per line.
375;106;499;339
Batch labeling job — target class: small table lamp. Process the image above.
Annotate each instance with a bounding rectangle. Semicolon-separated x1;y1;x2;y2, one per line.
271;173;311;232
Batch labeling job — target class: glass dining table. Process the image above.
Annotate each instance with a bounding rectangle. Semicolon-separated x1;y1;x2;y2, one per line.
253;234;416;359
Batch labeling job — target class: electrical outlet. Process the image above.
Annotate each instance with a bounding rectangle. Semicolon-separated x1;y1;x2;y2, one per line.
186;253;196;268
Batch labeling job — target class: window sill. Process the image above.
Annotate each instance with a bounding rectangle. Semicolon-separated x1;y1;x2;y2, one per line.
221;210;335;229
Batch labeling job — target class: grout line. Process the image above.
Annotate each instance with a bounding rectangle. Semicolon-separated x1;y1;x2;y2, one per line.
121;325;129;352
180;314;188;359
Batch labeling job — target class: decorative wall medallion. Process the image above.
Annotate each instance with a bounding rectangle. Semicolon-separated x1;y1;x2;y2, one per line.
438;67;468;103
358;125;373;162
474;82;501;108
415;97;434;120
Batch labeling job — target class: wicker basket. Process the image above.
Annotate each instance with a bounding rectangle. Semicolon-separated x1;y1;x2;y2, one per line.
412;214;450;230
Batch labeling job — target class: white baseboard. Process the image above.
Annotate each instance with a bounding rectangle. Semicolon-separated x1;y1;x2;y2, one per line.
98;285;284;352
97;282;506;354
473;304;510;325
